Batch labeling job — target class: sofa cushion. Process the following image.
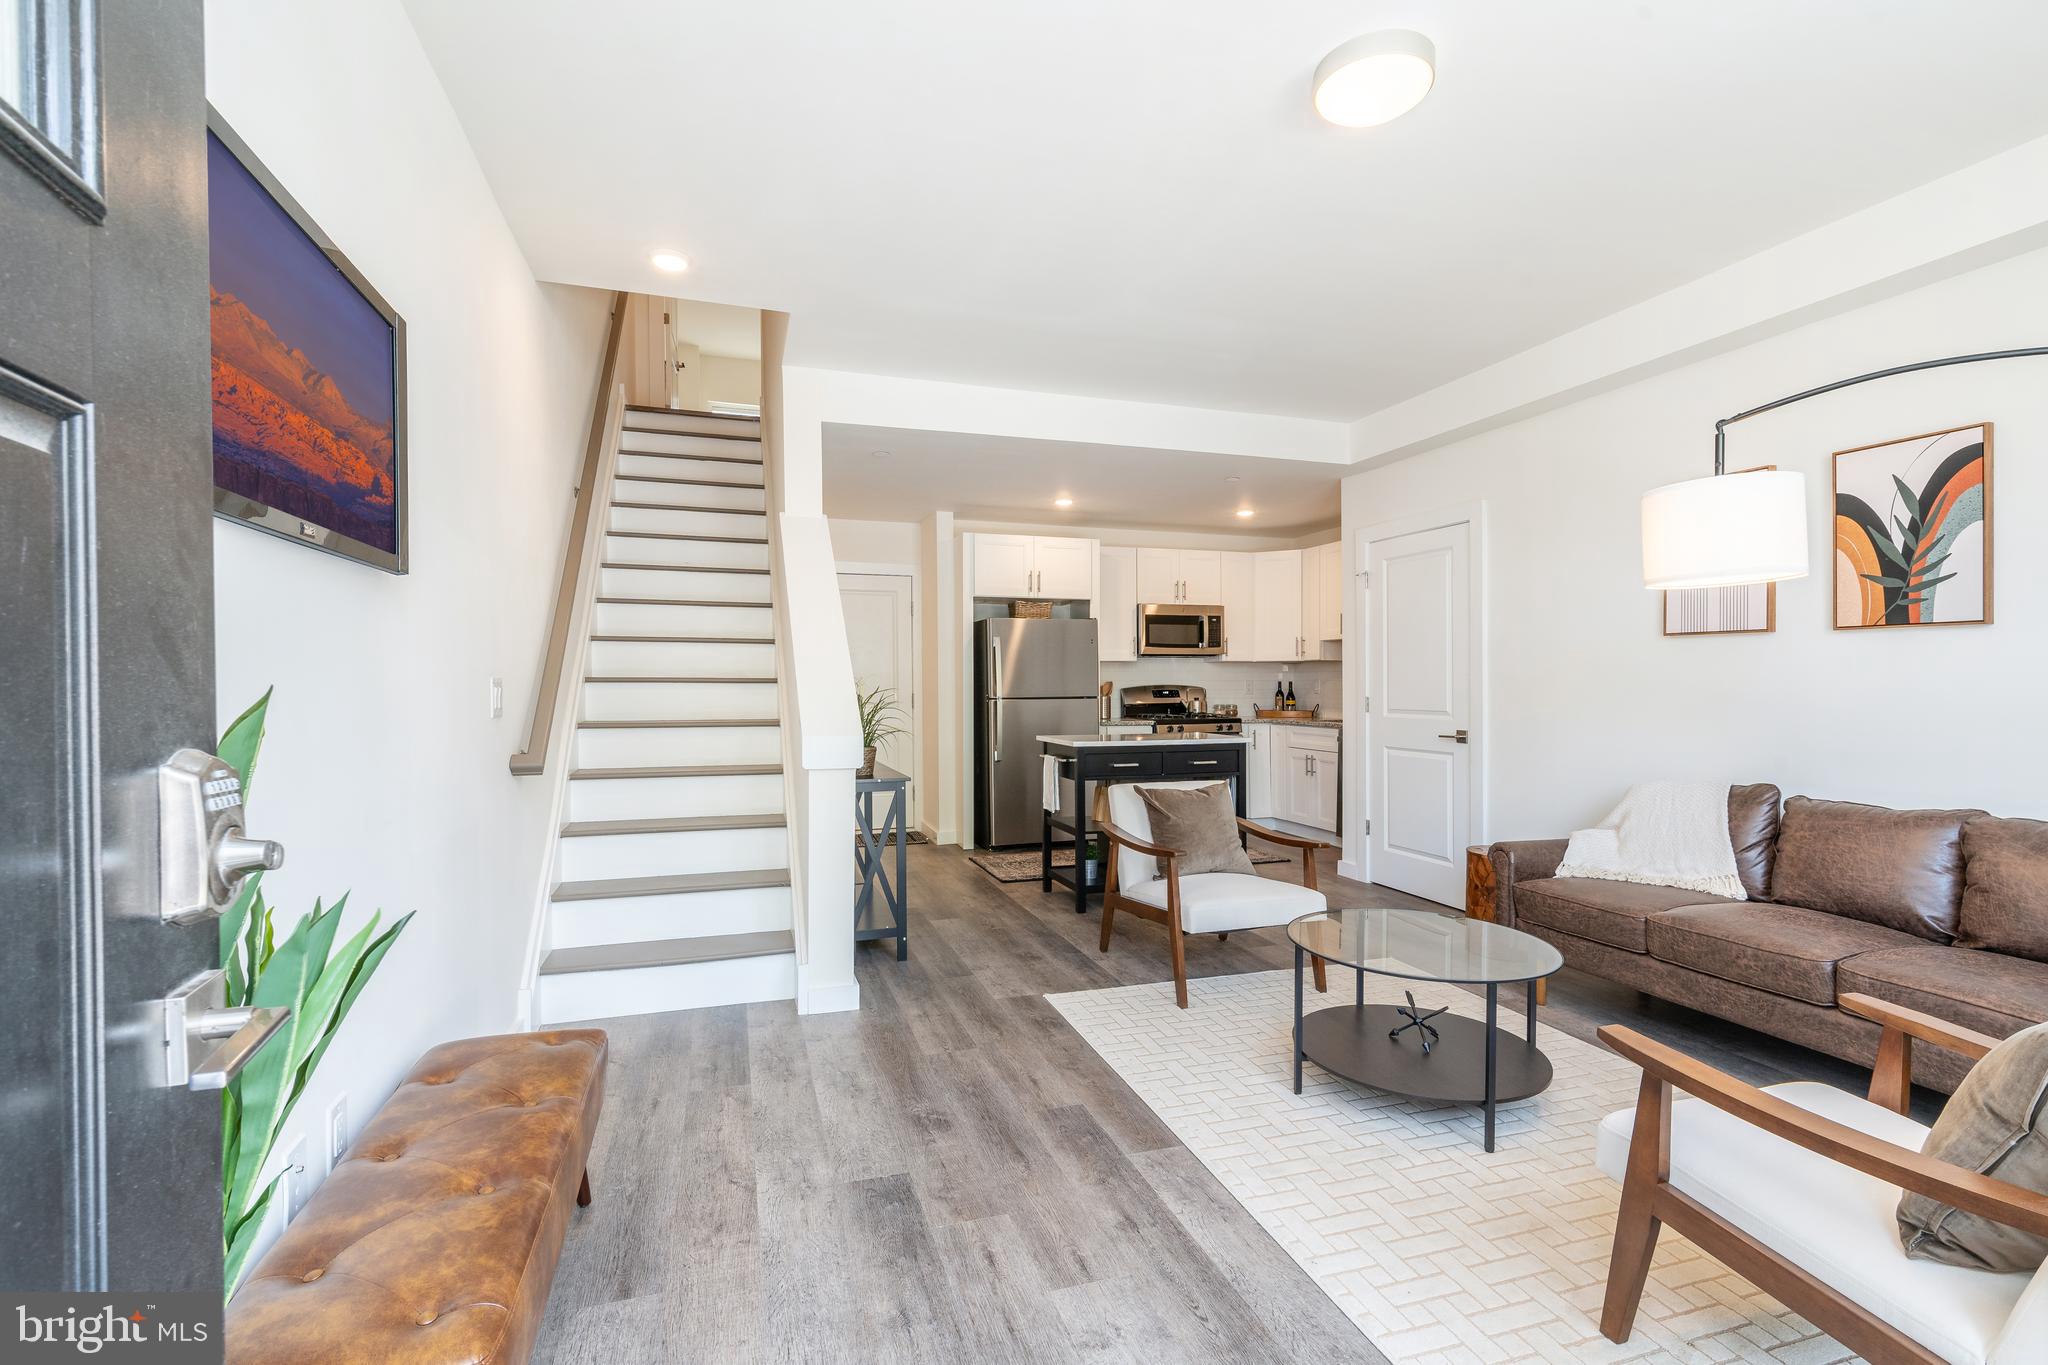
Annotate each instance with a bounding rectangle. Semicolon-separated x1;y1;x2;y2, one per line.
1957;816;2048;962
1771;796;1981;942
1900;1021;2048;1273
1596;1081;2038;1365
1729;783;1783;901
1838;946;2048;1041
1645;902;1925;1006
1515;878;1731;954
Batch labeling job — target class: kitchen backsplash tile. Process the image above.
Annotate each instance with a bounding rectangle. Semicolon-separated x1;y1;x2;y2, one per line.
1101;656;1341;715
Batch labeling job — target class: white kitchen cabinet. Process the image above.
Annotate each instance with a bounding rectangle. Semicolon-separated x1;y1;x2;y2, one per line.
1315;541;1343;640
1218;550;1256;660
1096;546;1138;661
1252;550;1304;660
1135;547;1221;603
1299;548;1321;656
1277;726;1339;831
1244;724;1277;818
973;534;1096;600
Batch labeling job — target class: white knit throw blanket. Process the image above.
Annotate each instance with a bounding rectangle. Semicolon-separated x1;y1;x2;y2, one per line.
1555;781;1746;900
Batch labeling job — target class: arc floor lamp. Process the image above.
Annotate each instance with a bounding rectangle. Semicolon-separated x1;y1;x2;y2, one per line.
1641;347;2048;590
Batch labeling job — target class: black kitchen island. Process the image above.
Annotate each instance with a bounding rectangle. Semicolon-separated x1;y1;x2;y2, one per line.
1037;733;1248;913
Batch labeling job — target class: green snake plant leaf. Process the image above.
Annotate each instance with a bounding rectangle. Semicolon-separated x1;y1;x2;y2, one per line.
217;688;271;802
299;913;413;1088
220;872;264;1000
223;1168;287;1293
282;909;384;1099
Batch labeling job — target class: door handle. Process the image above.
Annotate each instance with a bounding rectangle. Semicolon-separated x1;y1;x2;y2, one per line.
1438;729;1469;743
162;969;292;1090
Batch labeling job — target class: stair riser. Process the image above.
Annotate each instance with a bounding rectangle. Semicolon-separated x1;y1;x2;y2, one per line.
610;481;764;513
610;501;765;533
576;726;781;768
591;600;774;637
557;825;789;882
625;410;760;438
567;772;784;822
603;535;768;570
581;680;777;723
585;639;776;677
548;885;794;950
618;430;763;459
618;452;763;484
536;952;796;1024
598;566;769;602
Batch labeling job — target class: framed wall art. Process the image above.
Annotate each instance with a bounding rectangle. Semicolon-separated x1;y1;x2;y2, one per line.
1833;424;1989;629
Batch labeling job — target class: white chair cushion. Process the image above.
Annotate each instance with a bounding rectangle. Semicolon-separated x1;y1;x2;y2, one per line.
1106;780;1234;886
1119;872;1326;935
1596;1080;2039;1365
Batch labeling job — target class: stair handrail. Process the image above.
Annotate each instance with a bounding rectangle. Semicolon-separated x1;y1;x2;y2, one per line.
512;290;630;776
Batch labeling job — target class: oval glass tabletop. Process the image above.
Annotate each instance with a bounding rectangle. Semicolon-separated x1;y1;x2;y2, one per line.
1288;907;1562;985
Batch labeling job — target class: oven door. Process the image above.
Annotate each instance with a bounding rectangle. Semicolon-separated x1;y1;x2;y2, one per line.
1139;604;1224;655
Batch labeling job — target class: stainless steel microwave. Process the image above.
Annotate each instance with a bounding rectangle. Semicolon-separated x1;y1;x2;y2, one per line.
1139;603;1225;656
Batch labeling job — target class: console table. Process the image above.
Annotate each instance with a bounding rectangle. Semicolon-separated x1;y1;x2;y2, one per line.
855;764;909;960
1036;734;1247;914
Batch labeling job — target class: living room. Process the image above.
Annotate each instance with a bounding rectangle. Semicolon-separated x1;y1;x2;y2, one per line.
7;3;2048;1363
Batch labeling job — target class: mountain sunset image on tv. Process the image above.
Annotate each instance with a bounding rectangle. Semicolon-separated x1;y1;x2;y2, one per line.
208;120;406;571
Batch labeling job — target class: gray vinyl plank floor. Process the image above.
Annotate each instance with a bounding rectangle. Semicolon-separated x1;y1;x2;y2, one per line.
534;842;1912;1363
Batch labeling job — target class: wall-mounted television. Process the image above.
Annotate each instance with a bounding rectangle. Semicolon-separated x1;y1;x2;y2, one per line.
207;111;406;573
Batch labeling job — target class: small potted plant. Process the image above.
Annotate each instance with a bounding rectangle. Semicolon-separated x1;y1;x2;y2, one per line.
1084;833;1107;890
856;682;905;779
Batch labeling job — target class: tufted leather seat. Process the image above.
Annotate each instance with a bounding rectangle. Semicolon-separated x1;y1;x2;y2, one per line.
227;1030;607;1365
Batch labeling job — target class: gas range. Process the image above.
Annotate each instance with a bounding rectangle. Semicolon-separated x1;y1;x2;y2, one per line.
1117;684;1243;735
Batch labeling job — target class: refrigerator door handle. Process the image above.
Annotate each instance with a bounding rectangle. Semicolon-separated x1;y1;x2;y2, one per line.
990;640;1003;760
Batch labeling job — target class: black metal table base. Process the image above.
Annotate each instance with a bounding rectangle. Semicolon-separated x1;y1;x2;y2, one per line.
1294;947;1548;1152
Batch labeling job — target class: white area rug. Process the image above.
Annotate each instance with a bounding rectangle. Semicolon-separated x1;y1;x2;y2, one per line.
1046;970;1860;1365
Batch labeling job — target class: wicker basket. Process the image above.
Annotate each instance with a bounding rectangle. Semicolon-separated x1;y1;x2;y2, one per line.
1010;599;1053;619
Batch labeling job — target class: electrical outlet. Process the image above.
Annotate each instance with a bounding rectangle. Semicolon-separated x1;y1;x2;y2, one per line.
327;1096;349;1169
488;676;504;719
284;1134;313;1220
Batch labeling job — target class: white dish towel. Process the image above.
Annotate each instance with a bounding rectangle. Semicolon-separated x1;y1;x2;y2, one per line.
1042;755;1062;813
1555;781;1746;900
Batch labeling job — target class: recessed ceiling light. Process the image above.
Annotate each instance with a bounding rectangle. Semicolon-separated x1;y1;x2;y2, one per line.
650;251;690;273
1054;496;1074;508
1225;476;1241;484
1313;30;1436;128
870;450;891;459
1236;508;1255;519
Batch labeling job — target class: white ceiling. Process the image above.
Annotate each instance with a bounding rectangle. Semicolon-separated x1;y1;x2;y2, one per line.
822;425;1341;535
407;1;2048;422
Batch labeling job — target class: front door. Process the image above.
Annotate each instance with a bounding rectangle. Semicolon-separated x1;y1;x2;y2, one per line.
1368;522;1474;905
838;572;915;829
1;0;224;1293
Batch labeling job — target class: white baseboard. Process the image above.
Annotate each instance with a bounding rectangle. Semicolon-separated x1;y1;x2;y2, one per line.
1338;859;1367;884
799;979;862;1015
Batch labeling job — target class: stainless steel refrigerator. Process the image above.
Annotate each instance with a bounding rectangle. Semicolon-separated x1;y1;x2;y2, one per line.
974;617;1100;847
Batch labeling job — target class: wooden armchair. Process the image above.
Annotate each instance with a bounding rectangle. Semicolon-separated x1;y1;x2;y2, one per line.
1597;993;2048;1365
1095;780;1335;1008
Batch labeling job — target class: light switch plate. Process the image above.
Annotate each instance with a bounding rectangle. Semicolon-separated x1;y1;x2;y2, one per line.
489;676;505;719
327;1095;348;1169
285;1134;313;1220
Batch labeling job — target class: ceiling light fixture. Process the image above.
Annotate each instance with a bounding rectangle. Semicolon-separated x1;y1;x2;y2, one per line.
1235;508;1255;519
1313;30;1436;128
650;251;689;273
1054;496;1074;508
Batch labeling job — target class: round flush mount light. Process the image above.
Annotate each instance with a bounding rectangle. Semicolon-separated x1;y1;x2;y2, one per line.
1054;495;1074;508
1235;507;1255;519
650;251;690;273
1313;30;1436;128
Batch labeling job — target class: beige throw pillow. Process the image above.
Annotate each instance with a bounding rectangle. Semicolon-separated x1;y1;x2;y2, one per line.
1899;1020;2048;1272
1137;784;1255;879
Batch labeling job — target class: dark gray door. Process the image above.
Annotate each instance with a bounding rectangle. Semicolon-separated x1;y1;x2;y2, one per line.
0;1;223;1292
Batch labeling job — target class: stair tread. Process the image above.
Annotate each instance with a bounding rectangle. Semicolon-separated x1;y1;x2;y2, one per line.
626;404;759;422
569;763;781;779
539;929;794;974
584;675;777;684
606;531;769;544
550;868;791;901
576;717;779;728
595;596;773;607
621;427;761;443
610;495;766;512
561;813;788;837
602;561;770;575
618;448;764;466
588;634;776;644
611;472;764;491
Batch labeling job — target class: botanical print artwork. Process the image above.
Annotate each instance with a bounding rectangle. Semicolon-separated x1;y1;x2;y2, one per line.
1833;424;1991;629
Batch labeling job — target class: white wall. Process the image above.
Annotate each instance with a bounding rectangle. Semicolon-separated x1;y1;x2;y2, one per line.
1342;241;2048;853
207;0;613;1272
828;516;919;567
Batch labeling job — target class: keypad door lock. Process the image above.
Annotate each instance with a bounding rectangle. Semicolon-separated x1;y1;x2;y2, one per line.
158;748;283;924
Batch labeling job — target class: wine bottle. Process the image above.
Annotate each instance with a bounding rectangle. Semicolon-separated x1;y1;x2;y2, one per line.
1285;682;1297;710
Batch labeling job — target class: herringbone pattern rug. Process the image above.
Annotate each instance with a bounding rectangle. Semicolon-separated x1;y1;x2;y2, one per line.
1047;970;1861;1365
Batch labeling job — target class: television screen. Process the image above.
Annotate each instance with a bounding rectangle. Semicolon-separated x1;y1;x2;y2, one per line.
207;121;405;571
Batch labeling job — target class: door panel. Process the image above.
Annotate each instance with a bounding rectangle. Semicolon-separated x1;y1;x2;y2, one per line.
1368;523;1472;905
1218;550;1254;659
1096;546;1137;661
1251;550;1301;660
974;533;1032;596
839;572;916;827
987;618;1097;698
1179;549;1221;604
1032;536;1094;598
987;697;1098;845
1136;547;1177;601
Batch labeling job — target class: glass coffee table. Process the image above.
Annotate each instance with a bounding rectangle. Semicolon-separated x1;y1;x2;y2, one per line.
1289;908;1564;1152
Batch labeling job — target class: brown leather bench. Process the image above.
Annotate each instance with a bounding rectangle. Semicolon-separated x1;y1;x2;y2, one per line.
227;1029;607;1364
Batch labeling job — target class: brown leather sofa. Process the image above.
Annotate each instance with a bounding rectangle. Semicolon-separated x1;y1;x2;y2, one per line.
1489;789;2048;1092
227;1029;607;1364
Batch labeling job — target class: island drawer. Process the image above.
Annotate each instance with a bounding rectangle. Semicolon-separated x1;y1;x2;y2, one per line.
1164;749;1238;776
1085;750;1165;779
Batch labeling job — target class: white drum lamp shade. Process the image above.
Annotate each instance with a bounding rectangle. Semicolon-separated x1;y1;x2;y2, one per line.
1640;470;1808;589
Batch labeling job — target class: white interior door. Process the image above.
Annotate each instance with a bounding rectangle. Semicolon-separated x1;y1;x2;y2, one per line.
1369;523;1472;905
839;573;917;829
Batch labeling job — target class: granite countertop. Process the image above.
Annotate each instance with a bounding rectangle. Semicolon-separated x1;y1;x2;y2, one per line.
1249;716;1343;730
1039;733;1248;751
